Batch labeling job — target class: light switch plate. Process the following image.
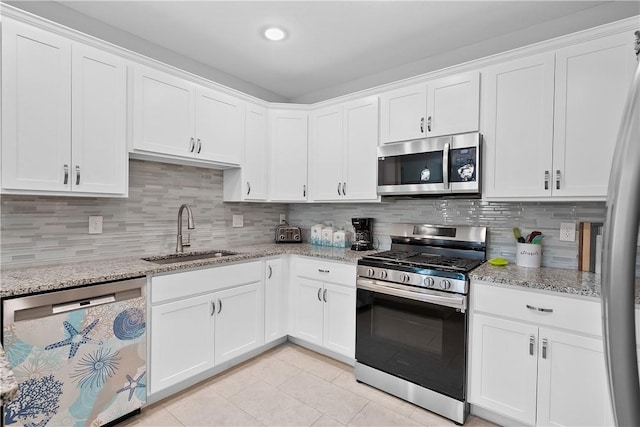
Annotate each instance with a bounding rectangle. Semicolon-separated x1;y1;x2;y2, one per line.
89;216;103;234
560;222;576;242
233;214;243;228
280;214;286;224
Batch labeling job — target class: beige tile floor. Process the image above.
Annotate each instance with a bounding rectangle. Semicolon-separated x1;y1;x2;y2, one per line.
121;343;498;427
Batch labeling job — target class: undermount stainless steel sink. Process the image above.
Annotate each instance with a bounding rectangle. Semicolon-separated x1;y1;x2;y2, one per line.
143;250;239;264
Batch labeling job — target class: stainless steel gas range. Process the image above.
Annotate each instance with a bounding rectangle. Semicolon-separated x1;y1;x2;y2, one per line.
354;223;487;425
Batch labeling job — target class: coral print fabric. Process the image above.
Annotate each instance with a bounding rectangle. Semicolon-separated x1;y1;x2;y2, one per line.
3;297;146;426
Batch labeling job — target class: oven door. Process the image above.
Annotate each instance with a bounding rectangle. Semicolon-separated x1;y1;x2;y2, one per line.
355;279;468;401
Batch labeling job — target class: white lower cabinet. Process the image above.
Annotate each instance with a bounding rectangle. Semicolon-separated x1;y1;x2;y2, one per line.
290;257;356;358
264;257;287;343
149;261;264;395
469;282;614;426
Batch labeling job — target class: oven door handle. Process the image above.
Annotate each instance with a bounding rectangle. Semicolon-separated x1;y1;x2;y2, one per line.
357;279;466;312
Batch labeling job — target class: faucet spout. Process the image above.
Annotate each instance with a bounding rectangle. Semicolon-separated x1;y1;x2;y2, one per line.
177;204;195;253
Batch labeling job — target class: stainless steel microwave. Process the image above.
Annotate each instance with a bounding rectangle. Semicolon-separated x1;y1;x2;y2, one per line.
377;132;481;196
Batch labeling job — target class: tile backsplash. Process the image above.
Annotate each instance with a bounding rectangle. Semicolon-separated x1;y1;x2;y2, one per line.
1;160;638;275
0;160;286;267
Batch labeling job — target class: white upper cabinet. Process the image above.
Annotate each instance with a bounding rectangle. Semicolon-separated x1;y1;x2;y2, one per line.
426;71;480;137
552;32;636;198
268;108;308;201
379;83;427;144
224;102;268;201
132;64;243;167
1;18;127;196
483;53;556;198
310;97;379;201
483;31;636;200
379;71;480;144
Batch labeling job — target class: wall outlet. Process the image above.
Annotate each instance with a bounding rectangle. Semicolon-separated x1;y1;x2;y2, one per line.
559;222;576;242
280;214;286;224
88;216;103;234
233;214;244;228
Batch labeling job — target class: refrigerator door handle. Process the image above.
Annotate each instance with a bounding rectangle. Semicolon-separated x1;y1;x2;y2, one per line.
602;60;640;427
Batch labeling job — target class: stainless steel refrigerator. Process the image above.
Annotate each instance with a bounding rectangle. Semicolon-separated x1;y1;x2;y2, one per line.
601;39;640;426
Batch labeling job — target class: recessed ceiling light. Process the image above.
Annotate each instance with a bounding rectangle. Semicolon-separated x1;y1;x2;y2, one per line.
264;27;287;41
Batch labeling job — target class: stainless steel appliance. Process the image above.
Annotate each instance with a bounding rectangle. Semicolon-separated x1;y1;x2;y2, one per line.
351;217;374;251
355;223;487;424
2;277;147;426
601;53;640;424
275;224;302;243
377;132;481;196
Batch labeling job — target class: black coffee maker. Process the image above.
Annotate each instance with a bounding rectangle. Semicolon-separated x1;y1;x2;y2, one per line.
351;217;374;251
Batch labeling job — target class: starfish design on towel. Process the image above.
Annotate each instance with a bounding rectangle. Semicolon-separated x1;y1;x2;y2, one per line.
45;319;99;359
116;371;146;401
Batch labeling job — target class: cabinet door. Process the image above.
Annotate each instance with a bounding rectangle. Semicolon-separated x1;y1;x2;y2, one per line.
71;43;127;195
132;65;196;157
482;53;555;198
291;277;324;346
310;106;344;201
244;103;268;200
426;71;480;137
322;282;356;358
214;282;264;365
195;87;243;165
150;294;215;394
552;32;636;198
468;314;538;425
1;19;71;192
343;96;379;201
269;109;308;201
536;328;614;427
379;83;427;144
265;258;285;342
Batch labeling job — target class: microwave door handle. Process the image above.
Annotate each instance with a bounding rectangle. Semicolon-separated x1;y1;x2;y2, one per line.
443;142;450;189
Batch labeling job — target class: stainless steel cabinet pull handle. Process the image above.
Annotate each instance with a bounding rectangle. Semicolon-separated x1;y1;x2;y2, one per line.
526;304;554;313
210;301;216;316
427;116;432;132
420;117;424;133
218;299;222;314
267;265;273;279
197;138;202;154
342;182;346;196
318;269;330;273
529;334;535;356
189;137;195;152
542;338;548;359
247;182;251;195
63;164;69;184
303;185;306;197
544;170;550;190
323;289;327;302
556;170;561;190
337;182;341;196
317;288;322;301
75;166;80;185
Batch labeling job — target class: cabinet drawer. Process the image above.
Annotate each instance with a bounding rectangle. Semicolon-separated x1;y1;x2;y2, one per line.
472;282;602;336
151;261;262;304
294;257;356;286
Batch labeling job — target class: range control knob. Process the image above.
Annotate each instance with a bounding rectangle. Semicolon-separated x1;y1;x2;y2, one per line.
401;273;411;283
440;279;452;290
379;270;388;279
366;268;375;277
423;277;435;287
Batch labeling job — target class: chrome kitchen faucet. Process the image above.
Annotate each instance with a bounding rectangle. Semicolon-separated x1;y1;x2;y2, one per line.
176;203;195;252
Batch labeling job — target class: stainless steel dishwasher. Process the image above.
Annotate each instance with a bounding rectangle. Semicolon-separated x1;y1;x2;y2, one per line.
2;277;147;427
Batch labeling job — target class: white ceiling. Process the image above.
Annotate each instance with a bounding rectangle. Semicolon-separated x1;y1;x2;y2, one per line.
13;1;640;102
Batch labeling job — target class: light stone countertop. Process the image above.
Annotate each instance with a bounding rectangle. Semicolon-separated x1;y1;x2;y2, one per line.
470;262;640;304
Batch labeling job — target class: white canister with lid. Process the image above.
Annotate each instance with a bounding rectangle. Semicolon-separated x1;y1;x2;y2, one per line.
321;227;335;246
333;230;347;248
311;224;324;245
